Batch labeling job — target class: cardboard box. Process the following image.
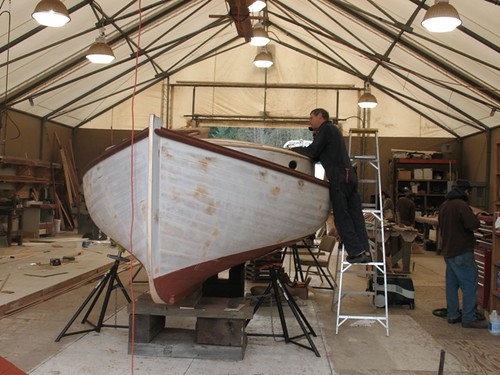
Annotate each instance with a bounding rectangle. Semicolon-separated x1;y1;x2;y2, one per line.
398;170;412;179
429;229;437;242
423;168;433;179
413;169;423;179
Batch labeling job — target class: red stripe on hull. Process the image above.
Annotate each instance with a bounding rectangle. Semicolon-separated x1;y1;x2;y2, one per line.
152;242;293;304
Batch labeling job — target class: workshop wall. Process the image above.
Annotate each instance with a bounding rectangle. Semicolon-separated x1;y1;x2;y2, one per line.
5;109;500;211
2;110;72;162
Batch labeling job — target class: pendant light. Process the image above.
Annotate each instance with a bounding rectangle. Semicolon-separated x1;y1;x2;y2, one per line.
250;24;270;46
421;0;462;33
86;29;115;64
358;83;378;109
32;0;70;27
248;1;266;13
253;48;273;68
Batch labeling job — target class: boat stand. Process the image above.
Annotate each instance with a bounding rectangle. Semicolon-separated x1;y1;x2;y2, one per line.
55;249;131;342
247;266;320;357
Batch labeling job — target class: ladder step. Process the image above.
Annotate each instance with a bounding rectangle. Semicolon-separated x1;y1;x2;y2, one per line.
337;314;388;321
340;261;385;267
340;269;377;276
349;128;379;135
351;155;378;161
358;179;377;184
362;208;383;215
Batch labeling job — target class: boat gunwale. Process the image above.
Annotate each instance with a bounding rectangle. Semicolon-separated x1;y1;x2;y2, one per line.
82;127;329;188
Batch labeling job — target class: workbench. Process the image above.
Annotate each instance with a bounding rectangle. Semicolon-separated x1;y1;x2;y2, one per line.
415;215;439;250
365;216;418;273
386;224;419;273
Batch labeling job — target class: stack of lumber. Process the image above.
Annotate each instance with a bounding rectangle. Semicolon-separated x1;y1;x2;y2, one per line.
54;133;81;230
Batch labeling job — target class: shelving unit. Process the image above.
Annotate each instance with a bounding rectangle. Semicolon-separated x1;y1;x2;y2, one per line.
495;143;500;212
474;214;493;308
0;156;63;243
392;158;456;214
491;142;500;311
492;213;500;312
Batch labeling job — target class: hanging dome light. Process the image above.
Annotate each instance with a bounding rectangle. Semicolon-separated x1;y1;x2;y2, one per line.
358;84;378;109
253;50;273;68
86;29;115;64
247;0;266;13
421;0;462;33
32;0;70;27
250;26;270;46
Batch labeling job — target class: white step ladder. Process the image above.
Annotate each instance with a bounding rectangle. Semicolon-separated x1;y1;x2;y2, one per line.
334;128;389;336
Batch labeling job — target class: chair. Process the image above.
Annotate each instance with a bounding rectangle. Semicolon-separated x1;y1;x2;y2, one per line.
295;224;327;256
298;235;337;290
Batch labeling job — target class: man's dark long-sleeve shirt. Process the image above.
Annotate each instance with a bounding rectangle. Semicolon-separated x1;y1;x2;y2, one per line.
292;121;351;187
438;188;479;258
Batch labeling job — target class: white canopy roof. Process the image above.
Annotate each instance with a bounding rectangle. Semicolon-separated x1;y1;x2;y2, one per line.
1;0;498;138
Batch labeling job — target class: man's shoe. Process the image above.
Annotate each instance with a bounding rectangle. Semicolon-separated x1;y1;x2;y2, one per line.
447;317;461;324
461;320;488;329
346;251;372;264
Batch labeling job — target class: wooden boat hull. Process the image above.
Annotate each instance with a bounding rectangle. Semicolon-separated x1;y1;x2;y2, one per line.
82;116;330;304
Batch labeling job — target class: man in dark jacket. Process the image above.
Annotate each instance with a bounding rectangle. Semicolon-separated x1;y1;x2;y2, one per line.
438;179;486;328
291;108;370;263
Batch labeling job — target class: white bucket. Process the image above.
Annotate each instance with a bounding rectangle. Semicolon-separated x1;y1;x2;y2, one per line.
54;219;62;233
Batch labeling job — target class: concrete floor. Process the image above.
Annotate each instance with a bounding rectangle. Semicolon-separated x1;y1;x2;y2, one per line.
1;235;499;374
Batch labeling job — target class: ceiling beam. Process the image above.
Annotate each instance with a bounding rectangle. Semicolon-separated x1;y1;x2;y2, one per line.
1;0;194;108
225;0;254;42
326;0;500;106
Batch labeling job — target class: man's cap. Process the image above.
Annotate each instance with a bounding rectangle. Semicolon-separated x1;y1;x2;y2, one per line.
454;179;472;190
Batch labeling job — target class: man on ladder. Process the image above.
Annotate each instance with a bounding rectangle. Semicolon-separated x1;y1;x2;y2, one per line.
291;108;371;264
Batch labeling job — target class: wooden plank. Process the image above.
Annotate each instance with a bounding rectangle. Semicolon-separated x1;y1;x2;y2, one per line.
55;192;73;230
54;132;74;209
130;294;254;320
0;260;129;316
0;156;61;169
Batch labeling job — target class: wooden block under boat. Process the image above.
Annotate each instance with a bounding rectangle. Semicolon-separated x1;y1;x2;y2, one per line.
196;318;247;347
128;294;252;360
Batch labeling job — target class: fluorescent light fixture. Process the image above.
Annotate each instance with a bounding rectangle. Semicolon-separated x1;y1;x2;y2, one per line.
253;50;273;68
358;84;378;109
248;0;266;13
421;0;462;33
32;0;70;27
86;30;115;64
250;27;270;46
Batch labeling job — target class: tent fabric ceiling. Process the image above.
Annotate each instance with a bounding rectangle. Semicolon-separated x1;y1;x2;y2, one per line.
0;0;498;138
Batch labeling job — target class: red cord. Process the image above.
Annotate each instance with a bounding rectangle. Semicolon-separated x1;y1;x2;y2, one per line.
129;1;143;373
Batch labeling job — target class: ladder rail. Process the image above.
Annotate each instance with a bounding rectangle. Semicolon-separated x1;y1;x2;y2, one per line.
334;128;389;336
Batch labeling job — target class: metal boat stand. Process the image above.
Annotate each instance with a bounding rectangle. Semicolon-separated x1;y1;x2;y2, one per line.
246;265;320;357
55;249;131;342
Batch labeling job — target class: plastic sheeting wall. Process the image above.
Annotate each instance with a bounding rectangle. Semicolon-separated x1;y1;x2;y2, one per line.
85;46;451;137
